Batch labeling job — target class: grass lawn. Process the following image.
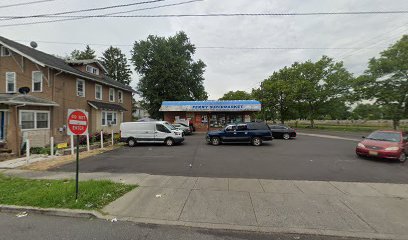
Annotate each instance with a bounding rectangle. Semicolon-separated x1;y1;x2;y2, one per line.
289;124;407;132
0;174;136;210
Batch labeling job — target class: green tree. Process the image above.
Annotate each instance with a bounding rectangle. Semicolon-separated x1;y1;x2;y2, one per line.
257;67;298;123
351;104;383;120
219;90;252;100
354;35;408;129
131;32;208;118
70;45;96;60
292;56;354;127
101;46;132;85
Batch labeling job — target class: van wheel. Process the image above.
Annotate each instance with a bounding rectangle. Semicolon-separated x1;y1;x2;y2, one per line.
399;152;406;163
252;137;262;146
127;138;136;147
211;137;220;146
165;138;175;146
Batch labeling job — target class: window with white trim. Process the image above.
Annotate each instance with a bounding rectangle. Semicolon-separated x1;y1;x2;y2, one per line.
109;88;115;102
76;79;85;97
118;90;123;103
1;46;11;56
32;71;43;92
6;72;16;93
20;111;49;130
86;65;99;75
101;111;117;126
95;84;102;100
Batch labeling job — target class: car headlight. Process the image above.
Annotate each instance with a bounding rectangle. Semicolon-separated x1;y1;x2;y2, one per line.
357;143;365;148
384;146;400;151
175;132;181;136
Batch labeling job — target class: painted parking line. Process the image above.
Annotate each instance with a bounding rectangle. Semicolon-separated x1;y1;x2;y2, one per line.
297;132;360;142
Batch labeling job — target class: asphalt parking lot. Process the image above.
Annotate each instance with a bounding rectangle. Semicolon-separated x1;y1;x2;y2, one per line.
54;132;408;184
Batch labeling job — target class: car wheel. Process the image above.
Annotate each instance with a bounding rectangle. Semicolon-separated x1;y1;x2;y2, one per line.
127;138;136;147
399;152;406;163
165;138;174;146
252;137;262;146
211;137;220;146
283;133;290;140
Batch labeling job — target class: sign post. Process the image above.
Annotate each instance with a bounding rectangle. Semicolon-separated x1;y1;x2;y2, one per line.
67;109;88;200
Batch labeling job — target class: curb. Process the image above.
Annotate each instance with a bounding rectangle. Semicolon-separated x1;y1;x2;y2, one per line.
1;204;406;240
0;205;103;219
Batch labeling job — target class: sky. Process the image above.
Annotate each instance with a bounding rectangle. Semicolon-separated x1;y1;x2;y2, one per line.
1;0;407;99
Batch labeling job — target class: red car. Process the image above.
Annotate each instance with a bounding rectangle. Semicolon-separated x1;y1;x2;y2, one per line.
356;130;408;162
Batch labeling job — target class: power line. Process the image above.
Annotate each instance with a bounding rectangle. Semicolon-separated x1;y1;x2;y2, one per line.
0;0;55;9
3;10;408;19
0;0;202;28
2;9;408;21
13;39;387;50
0;0;166;20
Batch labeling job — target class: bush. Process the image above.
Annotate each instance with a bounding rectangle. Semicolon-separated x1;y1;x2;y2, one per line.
30;146;56;155
78;132;115;145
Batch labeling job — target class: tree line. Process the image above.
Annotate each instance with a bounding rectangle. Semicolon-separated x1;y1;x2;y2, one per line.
220;35;408;129
70;32;208;119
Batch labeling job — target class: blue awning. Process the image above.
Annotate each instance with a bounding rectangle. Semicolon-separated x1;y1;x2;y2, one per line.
159;100;261;112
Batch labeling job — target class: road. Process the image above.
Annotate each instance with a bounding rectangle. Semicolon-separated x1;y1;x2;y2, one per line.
0;212;366;240
54;133;408;183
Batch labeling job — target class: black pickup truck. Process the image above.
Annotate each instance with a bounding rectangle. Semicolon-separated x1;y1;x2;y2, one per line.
206;122;273;146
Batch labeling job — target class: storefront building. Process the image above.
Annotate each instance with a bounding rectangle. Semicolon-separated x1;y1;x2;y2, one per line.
160;100;262;132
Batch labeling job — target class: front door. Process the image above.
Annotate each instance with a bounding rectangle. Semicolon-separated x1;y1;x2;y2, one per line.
154;124;171;143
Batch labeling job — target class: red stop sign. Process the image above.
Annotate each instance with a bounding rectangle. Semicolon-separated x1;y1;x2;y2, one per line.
67;110;88;135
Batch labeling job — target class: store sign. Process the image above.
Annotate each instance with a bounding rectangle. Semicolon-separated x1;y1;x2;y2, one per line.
161;103;261;112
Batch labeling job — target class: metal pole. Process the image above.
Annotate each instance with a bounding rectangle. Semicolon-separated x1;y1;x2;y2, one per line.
75;134;79;200
86;134;90;151
111;130;114;146
70;135;74;155
26;139;30;164
101;131;104;148
50;137;54;156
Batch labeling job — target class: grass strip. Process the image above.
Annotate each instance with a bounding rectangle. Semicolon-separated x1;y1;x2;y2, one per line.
289;124;407;132
0;174;136;210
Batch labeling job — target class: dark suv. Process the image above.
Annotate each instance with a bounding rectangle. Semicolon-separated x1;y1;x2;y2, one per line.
206;122;273;146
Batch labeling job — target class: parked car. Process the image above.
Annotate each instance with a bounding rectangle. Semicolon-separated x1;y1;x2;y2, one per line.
120;121;184;147
173;123;192;135
206;122;273;146
269;124;296;139
356;130;408;162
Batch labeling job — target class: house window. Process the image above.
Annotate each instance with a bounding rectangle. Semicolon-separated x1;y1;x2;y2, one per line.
109;88;115;102
95;84;102;100
76;79;85;97
20;111;49;130
101;111;117;126
86;65;99;75
1;46;11;56
118;90;123;103
6;72;16;93
32;71;43;92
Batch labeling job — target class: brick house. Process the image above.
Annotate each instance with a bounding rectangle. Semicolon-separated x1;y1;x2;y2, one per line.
0;36;134;155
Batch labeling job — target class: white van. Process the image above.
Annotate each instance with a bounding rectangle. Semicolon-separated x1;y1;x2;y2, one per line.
120;121;184;147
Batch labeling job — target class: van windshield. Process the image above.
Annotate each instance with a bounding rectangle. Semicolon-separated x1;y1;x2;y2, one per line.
164;122;176;130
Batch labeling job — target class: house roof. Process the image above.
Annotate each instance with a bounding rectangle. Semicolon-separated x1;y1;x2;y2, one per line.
65;59;108;73
0;36;134;93
88;101;128;112
0;94;59;106
160;100;262;112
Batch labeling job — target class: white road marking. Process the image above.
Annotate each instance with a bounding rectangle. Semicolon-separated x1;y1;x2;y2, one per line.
297;132;360;142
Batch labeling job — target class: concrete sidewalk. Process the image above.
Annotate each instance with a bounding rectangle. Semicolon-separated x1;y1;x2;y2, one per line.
3;169;408;240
